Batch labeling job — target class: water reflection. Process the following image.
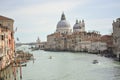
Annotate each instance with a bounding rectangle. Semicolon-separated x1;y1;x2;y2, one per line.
0;64;23;80
113;66;120;80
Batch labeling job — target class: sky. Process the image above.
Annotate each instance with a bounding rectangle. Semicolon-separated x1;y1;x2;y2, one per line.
0;0;120;43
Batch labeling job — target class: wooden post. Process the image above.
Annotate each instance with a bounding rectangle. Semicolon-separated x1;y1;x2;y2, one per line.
118;54;120;61
13;67;16;80
20;64;22;79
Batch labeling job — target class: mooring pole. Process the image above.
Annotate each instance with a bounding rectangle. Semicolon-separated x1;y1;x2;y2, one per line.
20;64;22;79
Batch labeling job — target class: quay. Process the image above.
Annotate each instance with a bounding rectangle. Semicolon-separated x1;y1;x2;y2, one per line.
14;50;33;64
0;49;33;71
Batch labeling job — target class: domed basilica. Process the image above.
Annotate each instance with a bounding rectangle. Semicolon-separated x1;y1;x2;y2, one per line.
46;12;102;52
56;12;85;34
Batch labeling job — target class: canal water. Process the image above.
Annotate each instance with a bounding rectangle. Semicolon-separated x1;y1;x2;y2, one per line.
0;45;120;80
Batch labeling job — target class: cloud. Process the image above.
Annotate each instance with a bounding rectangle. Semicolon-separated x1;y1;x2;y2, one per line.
86;18;113;34
3;0;118;42
11;0;90;34
8;0;91;16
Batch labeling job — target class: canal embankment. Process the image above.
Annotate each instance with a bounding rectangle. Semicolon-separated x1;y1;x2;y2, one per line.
43;48;119;62
0;50;33;71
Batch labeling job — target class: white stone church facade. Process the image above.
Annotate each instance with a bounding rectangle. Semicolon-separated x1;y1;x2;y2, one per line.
45;13;107;53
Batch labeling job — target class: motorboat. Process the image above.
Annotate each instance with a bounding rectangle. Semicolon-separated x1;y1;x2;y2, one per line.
92;60;99;64
49;56;52;59
12;63;27;67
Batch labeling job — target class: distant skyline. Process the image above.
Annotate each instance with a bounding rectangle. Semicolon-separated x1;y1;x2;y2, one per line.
0;0;120;43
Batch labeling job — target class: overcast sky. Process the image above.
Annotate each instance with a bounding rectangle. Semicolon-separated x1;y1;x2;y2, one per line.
0;0;120;43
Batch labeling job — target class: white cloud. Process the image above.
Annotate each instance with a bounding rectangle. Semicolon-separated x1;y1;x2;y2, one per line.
8;0;90;16
4;0;118;42
11;0;90;36
86;18;113;34
94;1;120;9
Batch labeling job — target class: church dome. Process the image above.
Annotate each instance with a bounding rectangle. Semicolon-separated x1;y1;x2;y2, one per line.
57;20;70;28
73;20;81;29
57;13;70;28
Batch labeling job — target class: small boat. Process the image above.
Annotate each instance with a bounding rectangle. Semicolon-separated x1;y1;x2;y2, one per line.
92;60;98;64
49;56;52;59
21;64;27;67
12;63;27;67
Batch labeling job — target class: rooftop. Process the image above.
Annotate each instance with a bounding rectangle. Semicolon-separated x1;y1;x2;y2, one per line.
0;15;14;21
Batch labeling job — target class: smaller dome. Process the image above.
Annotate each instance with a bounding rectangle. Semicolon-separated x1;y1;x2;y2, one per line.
73;20;81;29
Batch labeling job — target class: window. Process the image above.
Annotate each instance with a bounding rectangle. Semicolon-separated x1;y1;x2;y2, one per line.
11;33;13;38
1;35;4;40
8;23;11;26
79;39;81;42
114;39;117;43
0;57;3;61
54;38;56;41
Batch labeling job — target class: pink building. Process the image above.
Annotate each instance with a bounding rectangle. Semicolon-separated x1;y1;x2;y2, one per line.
0;15;15;70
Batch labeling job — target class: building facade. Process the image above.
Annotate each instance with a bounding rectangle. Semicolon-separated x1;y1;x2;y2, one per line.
112;18;120;59
45;13;107;53
0;15;15;70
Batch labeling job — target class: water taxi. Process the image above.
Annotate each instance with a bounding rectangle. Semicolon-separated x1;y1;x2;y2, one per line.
92;60;99;64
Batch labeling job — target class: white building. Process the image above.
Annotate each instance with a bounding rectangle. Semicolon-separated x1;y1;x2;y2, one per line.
76;41;91;52
45;13;106;53
46;33;56;50
112;18;120;58
90;41;107;53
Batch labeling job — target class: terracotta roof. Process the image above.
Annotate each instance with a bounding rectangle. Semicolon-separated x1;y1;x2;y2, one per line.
0;15;14;21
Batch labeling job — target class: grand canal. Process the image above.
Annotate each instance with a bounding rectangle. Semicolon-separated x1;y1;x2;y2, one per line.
0;45;120;80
